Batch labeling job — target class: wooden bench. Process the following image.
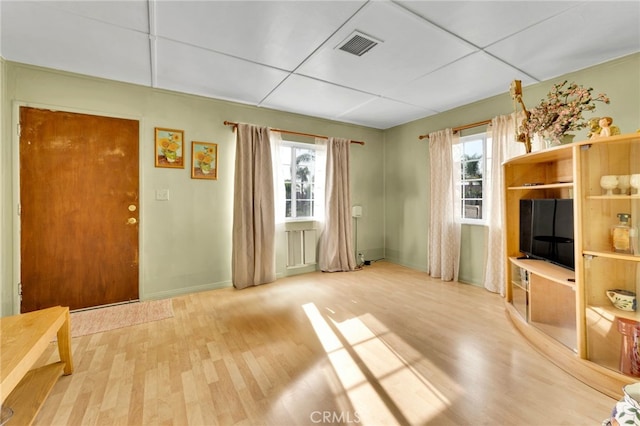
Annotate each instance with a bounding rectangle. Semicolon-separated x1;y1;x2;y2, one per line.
1;306;74;425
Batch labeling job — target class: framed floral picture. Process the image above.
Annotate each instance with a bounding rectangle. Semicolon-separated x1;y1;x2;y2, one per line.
155;127;184;168
191;142;218;180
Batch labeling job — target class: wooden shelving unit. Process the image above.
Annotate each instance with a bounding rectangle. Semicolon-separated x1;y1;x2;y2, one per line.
503;133;640;399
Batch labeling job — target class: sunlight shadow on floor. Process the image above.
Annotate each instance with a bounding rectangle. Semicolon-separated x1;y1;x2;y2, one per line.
302;303;461;424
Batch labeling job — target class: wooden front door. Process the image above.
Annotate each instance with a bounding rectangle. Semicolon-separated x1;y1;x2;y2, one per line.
19;107;140;312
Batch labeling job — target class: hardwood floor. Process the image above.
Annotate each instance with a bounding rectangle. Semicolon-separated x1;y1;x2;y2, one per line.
33;261;616;425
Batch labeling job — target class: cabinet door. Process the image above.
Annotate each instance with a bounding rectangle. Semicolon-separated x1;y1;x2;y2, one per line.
511;264;528;321
584;257;640;370
580;135;640;375
529;273;577;351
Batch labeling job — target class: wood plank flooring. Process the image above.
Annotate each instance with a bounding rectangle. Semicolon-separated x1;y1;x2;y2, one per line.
31;261;616;425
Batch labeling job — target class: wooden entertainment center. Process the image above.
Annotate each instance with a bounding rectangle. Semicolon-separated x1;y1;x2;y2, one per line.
503;133;640;398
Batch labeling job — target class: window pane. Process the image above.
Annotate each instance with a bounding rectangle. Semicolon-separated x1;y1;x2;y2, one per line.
463;139;483;155
285;181;292;198
463;200;482;219
464;180;483;198
297;183;313;200
295;148;315;185
296;200;313;218
284;181;292;218
462;160;482;179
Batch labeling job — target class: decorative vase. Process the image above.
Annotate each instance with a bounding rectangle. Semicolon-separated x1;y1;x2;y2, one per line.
606;289;636;311
164;150;177;163
543;135;561;148
561;134;575;144
600;175;619;195
609;382;640;425
542;133;575;148
618;175;631;195
630;174;640;195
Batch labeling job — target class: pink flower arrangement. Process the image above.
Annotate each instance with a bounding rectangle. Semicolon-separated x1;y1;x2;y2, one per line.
521;80;610;140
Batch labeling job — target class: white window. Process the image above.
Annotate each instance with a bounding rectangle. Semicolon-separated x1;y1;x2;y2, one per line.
455;133;489;223
280;142;321;220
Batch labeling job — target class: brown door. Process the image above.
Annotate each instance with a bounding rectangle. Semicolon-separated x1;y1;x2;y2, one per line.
20;107;139;312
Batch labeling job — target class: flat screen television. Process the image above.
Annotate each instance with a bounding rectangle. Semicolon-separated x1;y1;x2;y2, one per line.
519;199;575;270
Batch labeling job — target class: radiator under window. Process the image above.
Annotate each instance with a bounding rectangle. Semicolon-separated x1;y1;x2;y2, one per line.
286;229;316;268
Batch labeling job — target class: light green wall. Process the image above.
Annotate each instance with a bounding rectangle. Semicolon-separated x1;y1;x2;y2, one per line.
384;53;640;284
0;62;384;315
2;54;638;314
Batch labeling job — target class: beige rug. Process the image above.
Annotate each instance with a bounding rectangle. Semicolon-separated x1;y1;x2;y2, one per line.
68;299;174;338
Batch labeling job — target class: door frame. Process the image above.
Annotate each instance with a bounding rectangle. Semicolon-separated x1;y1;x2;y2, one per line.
11;101;145;314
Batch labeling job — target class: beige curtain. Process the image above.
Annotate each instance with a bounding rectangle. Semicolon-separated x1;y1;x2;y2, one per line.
484;113;527;294
318;137;356;272
428;129;461;281
232;124;276;289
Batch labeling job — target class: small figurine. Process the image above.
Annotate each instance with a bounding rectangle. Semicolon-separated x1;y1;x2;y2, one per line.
610;120;620;136
590;116;620;139
599;116;613;137
587;117;601;139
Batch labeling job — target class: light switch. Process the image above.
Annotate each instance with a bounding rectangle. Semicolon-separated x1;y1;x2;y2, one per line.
156;189;170;201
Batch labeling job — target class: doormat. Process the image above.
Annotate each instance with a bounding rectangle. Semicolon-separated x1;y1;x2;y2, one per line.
67;299;174;338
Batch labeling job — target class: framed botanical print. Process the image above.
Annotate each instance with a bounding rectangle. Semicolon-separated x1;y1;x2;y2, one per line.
191;141;218;180
155;127;184;168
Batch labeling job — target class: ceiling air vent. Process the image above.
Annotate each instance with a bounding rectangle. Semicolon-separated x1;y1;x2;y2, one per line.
336;31;382;57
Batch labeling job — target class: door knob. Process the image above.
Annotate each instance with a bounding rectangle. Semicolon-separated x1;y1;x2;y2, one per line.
127;218;137;225
128;205;137;212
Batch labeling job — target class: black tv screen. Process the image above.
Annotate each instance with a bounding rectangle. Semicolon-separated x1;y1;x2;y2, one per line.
519;199;575;270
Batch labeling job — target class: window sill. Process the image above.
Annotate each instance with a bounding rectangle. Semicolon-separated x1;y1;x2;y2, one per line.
284;219;319;231
458;220;487;227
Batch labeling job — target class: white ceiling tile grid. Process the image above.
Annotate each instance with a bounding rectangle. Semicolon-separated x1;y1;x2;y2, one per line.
1;0;638;129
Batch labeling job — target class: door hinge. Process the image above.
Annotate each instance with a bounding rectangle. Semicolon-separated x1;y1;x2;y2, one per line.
17;204;21;216
18;283;23;301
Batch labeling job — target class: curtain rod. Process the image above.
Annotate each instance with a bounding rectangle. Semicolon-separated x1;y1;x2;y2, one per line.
223;121;365;145
418;119;492;140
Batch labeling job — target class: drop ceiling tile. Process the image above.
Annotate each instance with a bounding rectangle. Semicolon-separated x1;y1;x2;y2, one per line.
155;39;290;104
26;0;149;32
387;52;537;113
154;0;366;71
1;1;151;86
398;1;576;48
296;1;476;95
487;1;640;81
260;74;376;122
338;97;437;129
1;1;638;130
